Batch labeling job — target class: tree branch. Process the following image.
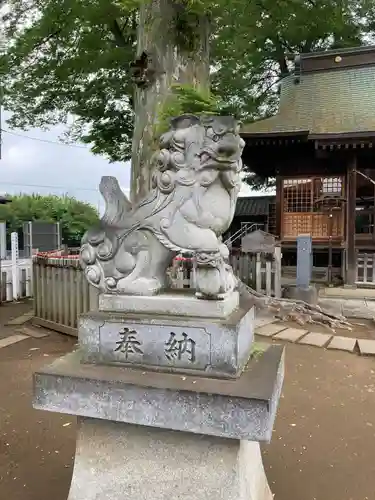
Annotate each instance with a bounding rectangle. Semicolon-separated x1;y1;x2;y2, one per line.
108;19;128;48
31;27;63;52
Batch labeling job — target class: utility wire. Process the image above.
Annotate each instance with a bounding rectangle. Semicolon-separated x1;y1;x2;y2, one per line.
0;181;98;192
1;128;89;149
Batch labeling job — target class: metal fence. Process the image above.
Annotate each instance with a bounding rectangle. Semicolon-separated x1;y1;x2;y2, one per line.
23;221;62;256
32;250;281;336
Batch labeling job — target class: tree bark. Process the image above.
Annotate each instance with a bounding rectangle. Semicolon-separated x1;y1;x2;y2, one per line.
130;0;210;204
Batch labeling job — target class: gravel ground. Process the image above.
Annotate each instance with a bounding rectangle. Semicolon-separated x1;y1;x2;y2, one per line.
0;303;375;500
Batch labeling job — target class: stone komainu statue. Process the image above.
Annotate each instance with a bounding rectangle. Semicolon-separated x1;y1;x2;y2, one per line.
80;114;244;299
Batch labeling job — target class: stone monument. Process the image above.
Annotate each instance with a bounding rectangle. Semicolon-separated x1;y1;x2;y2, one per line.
33;115;284;500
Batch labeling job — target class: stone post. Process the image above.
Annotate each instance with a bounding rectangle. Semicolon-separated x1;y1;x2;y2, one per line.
33;115;284;500
284;234;317;304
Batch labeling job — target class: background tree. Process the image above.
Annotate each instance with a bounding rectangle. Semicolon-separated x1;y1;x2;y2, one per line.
1;0;374;193
0;194;99;247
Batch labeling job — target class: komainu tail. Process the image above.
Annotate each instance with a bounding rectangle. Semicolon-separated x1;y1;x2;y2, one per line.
99;176;132;227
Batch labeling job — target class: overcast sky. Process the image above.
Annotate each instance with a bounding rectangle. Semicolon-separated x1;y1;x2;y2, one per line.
1;110;261;215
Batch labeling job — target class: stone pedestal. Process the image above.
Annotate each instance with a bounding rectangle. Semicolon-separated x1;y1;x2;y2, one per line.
79;292;254;379
65;418;273;500
33;292;284;500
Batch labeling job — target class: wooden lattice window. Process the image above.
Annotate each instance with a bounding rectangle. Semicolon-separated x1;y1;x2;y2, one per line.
283;179;312;213
283;177;344;213
282;176;344;239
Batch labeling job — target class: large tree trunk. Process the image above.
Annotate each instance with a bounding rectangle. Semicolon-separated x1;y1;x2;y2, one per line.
130;0;210;203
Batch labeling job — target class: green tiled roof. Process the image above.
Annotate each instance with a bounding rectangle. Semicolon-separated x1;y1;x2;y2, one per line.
235;196;275;217
242;65;375;136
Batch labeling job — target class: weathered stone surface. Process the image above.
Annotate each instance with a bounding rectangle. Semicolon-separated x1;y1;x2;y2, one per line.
78;305;255;378
33;345;285;443
283;285;318;306
17;326;49;339
364;300;375;313
298;332;332;347
99;291;239;319
321;286;375;299
358;339;375;356
0;334;28;349
255;324;286;337
317;297;344;316
80;116;244;300
6;313;33;326
327;336;356;352
342;300;374;320
254;316;277;329
66;417;273;500
273;328;308;343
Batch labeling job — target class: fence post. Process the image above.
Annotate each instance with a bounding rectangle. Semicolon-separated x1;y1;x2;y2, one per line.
255;253;262;293
274;246;282;298
11;232;19;300
265;259;272;296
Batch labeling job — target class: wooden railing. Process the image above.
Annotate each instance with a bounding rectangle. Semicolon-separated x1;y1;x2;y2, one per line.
230;250;281;297
32;251;281;336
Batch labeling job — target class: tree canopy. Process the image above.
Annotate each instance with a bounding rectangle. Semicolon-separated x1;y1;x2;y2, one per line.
1;0;374;180
0;193;99;247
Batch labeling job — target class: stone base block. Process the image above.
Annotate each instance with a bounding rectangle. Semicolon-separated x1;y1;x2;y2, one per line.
99;290;239;319
78;303;255;378
67;417;273;500
33;345;284;442
283;284;318;305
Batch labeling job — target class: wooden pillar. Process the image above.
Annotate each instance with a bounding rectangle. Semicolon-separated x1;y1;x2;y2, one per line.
275;176;282;239
346;155;357;286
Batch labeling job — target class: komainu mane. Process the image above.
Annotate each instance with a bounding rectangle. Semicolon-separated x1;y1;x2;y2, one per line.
80;114;244;299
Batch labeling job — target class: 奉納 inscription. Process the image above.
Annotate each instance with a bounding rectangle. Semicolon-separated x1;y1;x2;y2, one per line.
99;320;210;369
114;327;143;359
165;332;196;363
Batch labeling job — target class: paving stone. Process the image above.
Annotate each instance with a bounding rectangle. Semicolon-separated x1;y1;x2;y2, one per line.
6;313;33;326
254;316;277;329
298;332;332;348
0;334;29;349
255;323;286;337
327;336;356;353
358;339;375;356
16;326;49;339
273;328;308;343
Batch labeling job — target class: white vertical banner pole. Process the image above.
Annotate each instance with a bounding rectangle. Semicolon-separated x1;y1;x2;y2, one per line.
11;232;19;301
0;221;6;260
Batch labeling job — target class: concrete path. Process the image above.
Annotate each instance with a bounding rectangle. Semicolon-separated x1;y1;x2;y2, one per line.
319;286;375;320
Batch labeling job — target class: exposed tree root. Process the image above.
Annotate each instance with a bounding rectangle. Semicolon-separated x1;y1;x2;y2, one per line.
237;280;353;333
